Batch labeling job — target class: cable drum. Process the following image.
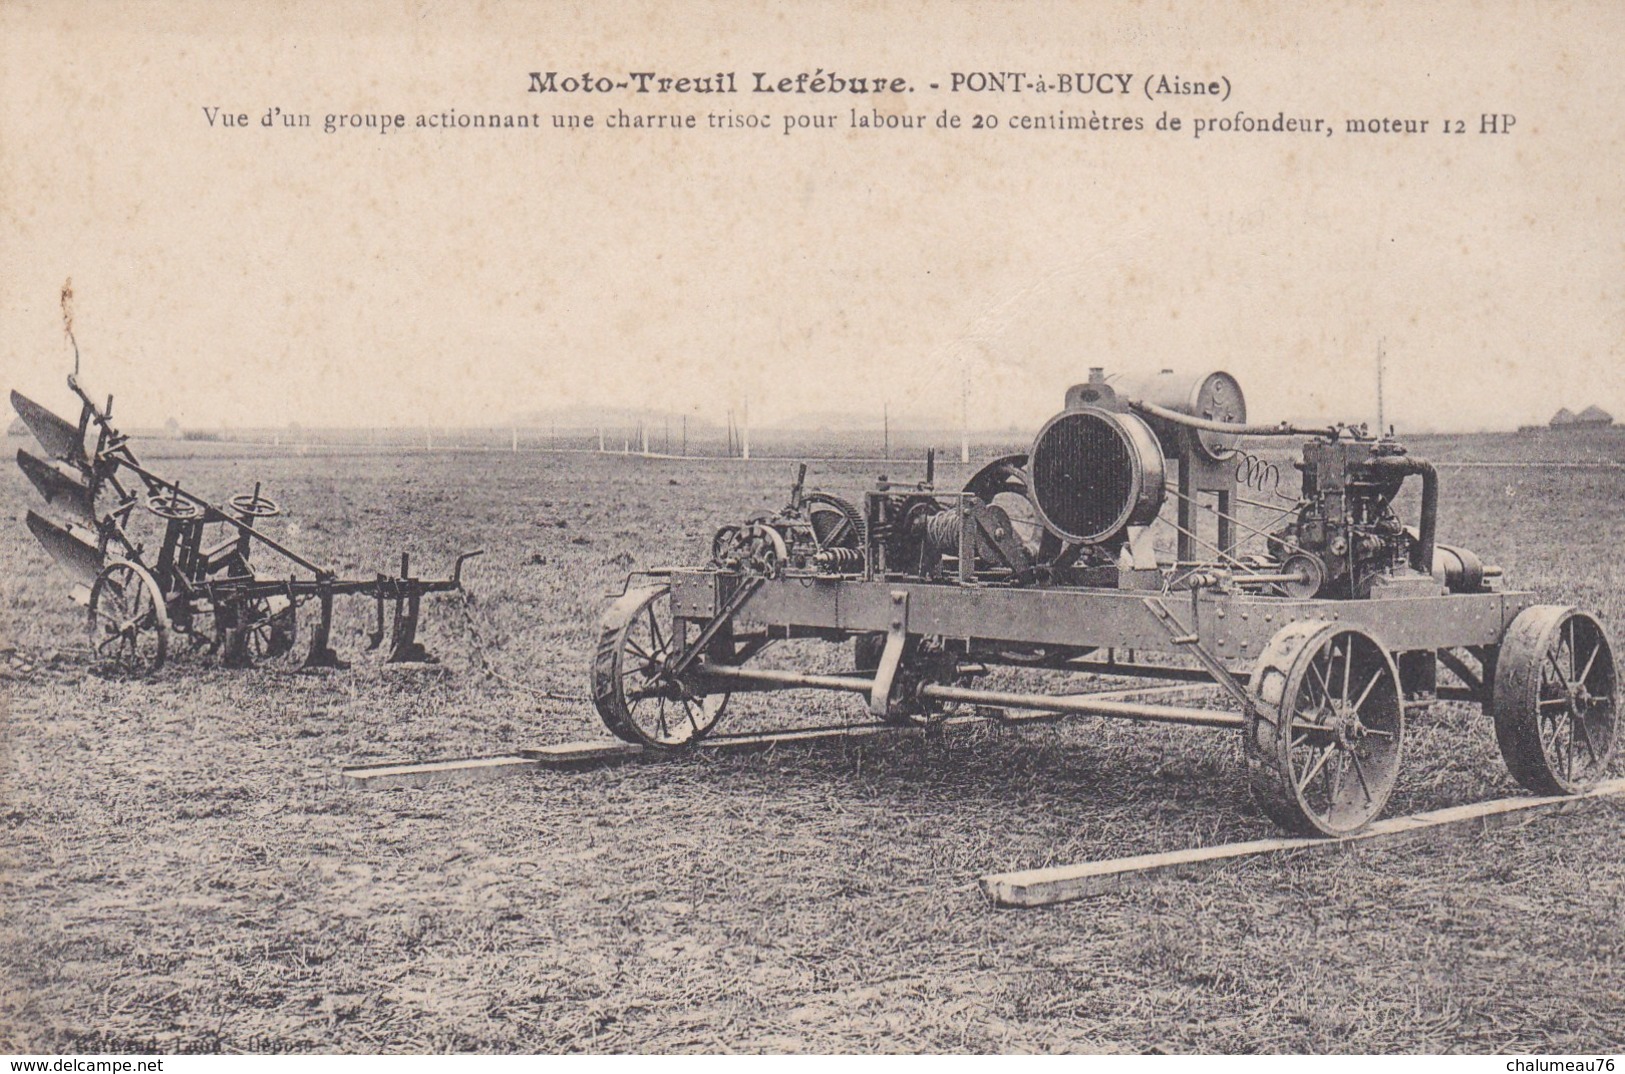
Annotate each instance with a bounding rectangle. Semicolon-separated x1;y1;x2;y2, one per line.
1027;408;1166;544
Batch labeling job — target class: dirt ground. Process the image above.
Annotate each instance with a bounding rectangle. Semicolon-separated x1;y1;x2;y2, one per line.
2;432;1622;1053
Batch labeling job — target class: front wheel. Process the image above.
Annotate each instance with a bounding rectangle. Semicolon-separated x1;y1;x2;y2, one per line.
87;561;171;678
590;585;728;748
1247;621;1405;836
1492;606;1618;795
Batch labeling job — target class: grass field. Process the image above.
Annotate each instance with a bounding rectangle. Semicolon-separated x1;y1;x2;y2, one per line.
2;430;1622;1053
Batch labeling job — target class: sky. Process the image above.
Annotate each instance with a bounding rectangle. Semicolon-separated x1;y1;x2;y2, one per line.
3;1;1623;434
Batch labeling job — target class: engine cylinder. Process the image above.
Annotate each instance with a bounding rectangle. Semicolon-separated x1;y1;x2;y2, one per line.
1027;408;1165;544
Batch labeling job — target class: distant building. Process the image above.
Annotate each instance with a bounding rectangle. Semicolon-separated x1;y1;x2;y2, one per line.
1548;405;1613;429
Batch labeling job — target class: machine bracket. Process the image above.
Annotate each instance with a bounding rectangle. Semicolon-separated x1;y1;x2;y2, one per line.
669;574;765;676
868;590;910;717
1142;596;1259;719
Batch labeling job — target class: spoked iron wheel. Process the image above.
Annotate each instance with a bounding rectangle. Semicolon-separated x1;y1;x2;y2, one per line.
86;561;171;677
591;585;729;748
249;597;299;661
1247;621;1404;836
1492;606;1618;795
220;595;299;666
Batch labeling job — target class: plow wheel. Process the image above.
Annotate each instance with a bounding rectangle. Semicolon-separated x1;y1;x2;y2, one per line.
251;598;299;661
1247;622;1404;836
591;585;728;748
1492;606;1618;795
220;595;299;666
87;561;171;677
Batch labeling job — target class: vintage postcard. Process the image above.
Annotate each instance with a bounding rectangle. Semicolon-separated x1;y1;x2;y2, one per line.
2;0;1622;1057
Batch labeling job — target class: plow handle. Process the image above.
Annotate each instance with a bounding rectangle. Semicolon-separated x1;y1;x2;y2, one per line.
450;549;483;587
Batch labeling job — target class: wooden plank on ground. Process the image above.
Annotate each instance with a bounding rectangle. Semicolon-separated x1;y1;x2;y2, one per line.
341;755;543;789
981;776;1625;909
522;741;644;765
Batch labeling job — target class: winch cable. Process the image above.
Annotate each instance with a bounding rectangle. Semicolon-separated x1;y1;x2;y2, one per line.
454;588;591;705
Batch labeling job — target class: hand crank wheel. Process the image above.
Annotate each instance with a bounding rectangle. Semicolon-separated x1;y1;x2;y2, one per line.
228;491;282;519
1247;621;1404;836
144;490;201;521
591;584;728;748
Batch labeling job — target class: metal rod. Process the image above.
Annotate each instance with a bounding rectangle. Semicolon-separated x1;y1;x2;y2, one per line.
1229;572;1314;586
918;683;1243;729
698;662;1243;728
1158;511;1266;581
1162;481;1311;561
1129;399;1333;438
1062;659;1244;683
1231;491;1304;513
697;664;877;694
668;576;764;676
968;649;1234;680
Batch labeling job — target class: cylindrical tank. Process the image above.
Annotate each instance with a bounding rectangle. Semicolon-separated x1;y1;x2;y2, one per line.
1432;544;1487;593
1120;369;1247;461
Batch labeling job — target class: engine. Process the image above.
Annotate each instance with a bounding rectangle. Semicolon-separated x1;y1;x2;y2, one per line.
711;367;1494;600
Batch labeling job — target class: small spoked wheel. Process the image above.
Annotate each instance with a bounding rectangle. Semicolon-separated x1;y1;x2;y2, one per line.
1247;622;1404;836
246;597;299;661
1492;606;1618;795
591;585;728;748
220;594;299;666
87;561;171;677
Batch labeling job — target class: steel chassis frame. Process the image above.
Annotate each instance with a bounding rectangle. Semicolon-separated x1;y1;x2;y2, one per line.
659;569;1529;723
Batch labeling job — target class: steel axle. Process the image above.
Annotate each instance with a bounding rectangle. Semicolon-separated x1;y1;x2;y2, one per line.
694;662;1241;729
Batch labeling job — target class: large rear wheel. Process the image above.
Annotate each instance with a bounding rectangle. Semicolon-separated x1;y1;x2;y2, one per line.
591;585;728;748
1492;606;1618;795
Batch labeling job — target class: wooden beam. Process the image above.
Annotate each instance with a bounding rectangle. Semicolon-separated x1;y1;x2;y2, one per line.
341;755;546;789
981;776;1625;909
522;740;644;765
